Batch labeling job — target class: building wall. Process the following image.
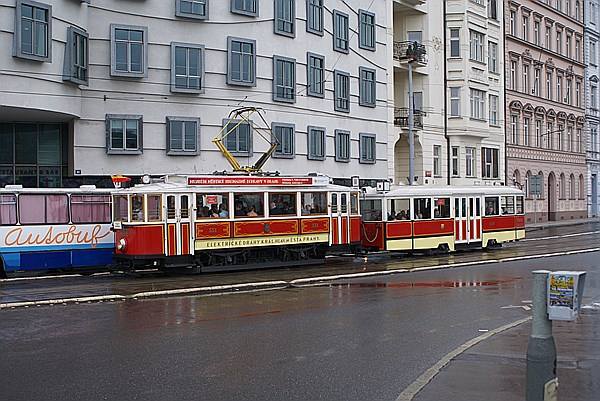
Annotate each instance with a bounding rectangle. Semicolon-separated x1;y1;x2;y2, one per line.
1;0;389;187
585;0;600;217
504;0;587;222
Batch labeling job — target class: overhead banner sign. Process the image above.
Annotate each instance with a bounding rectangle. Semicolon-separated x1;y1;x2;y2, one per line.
187;176;329;187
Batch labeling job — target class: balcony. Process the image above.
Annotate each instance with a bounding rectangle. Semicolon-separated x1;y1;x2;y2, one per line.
394;108;425;129
394;0;427;8
393;41;427;66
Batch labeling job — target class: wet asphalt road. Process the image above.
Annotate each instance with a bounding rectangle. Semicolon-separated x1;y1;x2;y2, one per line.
0;223;598;401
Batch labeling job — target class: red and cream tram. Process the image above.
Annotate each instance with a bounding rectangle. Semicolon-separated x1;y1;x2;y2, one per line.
110;175;362;272
360;186;525;253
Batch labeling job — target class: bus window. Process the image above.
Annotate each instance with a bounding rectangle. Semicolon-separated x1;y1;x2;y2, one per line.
331;193;338;214
300;192;327;215
269;193;296;215
516;196;524;214
387;198;410;220
413;198;431;219
147;195;162;221
71;194;111;223
341;193;348;213
113;195;128;221
502;196;515;215
181;195;189;218
19;194;68;224
360;199;382;221
433;198;450;218
0;194;17;225
132;195;144;221
350;193;359;215
234;193;264;217
485;197;499;216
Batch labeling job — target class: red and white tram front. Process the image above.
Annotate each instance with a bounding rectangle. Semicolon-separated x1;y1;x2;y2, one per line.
111;175;362;272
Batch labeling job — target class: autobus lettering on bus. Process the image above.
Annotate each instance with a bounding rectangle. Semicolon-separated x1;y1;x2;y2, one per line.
2;225;112;248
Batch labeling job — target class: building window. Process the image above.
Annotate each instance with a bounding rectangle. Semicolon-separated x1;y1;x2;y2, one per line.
307;53;324;98
334;70;350;113
307;125;326;160
547;123;554;149
166;117;199;155
522;15;529;41
433;145;441;176
489;94;498;126
546;71;552;100
510;115;518;144
556;30;562;53
452;146;459;176
450;28;460;57
470;88;485;120
566;78;572;104
575;39;580;62
359;67;376;107
176;0;208;20
449;87;461;117
466;147;476;177
227;36;256;86
535;120;542;147
576;128;582;152
273;55;296;103
509;61;517;90
306;0;323;35
275;0;295;37
171;42;204;93
110;24;148;77
359;133;376;164
335;130;350;162
534;20;540;45
481;147;499;179
591;41;597;66
592;85;597;109
566;35;571;58
488;0;498;20
509;10;516;35
106;115;143;154
223;119;252;156
333;10;349;53
545;26;551;49
524;117;530;146
488;42;497;73
557;75;562;101
469;30;484;62
534;68;541;96
14;0;52;62
63;27;88;85
272;122;295;158
231;0;257;17
576;82;581;107
523;64;530;94
359;9;376;51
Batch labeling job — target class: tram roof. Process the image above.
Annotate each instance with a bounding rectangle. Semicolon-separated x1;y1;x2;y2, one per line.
364;185;524;198
110;174;356;194
0;185;110;194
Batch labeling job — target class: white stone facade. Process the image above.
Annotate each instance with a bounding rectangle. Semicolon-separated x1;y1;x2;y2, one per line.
585;0;600;217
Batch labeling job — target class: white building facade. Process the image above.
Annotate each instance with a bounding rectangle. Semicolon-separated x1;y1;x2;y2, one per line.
0;0;389;188
585;0;600;217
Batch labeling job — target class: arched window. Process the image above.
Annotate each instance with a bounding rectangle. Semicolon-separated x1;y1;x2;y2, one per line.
559;173;566;199
570;174;575;199
513;169;521;187
525;171;532;197
579;174;585;199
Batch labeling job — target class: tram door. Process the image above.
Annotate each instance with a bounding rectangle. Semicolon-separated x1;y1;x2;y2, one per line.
330;192;350;245
454;196;482;244
165;194;192;256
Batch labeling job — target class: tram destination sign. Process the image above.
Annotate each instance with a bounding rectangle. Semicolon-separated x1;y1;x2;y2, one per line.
187;176;329;186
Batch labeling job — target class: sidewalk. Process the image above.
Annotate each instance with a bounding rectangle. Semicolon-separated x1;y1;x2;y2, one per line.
525;216;600;232
407;216;600;401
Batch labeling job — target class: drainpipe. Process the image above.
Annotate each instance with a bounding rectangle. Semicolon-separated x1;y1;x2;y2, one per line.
444;0;450;185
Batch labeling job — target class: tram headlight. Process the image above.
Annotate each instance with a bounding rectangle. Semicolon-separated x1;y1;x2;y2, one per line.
117;238;127;252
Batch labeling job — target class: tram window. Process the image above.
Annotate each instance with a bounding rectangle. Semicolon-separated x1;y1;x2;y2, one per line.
476;198;481;217
113;195;128;221
413;198;431;219
132;195;144;221
387;198;410;220
0;194;17;225
462;198;467;218
454;198;460;218
234;193;264;217
19;194;69;224
301;192;327;215
180;195;190;218
269;193;296;215
433;198;450;218
360;199;382;221
485;197;499;216
350;193;359;215
341;193;348;213
71;195;111;223
516;196;524;214
166;196;176;219
331;193;338;213
196;194;222;218
501;196;515;215
147;195;162;221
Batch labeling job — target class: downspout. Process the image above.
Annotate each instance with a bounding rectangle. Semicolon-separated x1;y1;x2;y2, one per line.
444;0;450;185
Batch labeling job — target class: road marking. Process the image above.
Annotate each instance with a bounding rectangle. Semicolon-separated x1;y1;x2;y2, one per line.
395;317;532;401
501;305;531;310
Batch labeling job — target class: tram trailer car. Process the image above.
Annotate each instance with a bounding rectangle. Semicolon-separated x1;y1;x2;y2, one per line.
360;186;525;253
110;175;362;272
0;186;114;277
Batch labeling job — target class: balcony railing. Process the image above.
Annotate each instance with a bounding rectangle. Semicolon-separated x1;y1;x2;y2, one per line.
393;41;427;64
394;107;425;129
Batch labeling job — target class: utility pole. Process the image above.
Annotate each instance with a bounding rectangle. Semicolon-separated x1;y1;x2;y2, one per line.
408;60;414;185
